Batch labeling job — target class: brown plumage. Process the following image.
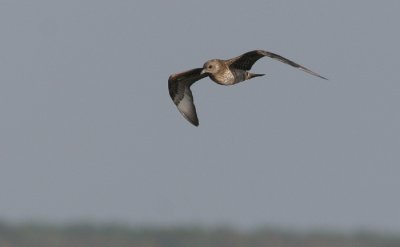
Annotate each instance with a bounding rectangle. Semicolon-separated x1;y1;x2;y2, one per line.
168;50;327;126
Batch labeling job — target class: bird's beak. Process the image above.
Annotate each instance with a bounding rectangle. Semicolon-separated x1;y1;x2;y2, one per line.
200;69;206;75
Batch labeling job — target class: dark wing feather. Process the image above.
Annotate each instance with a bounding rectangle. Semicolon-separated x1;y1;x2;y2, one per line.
227;50;266;70
168;68;208;126
228;50;327;80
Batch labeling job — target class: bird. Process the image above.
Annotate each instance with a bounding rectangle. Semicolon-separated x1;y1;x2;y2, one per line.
168;50;327;126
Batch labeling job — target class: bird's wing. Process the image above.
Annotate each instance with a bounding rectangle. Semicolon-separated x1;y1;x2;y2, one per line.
227;50;327;80
168;68;208;126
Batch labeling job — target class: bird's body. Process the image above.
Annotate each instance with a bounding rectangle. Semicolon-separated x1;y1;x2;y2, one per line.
209;61;237;85
168;50;327;126
204;59;265;85
208;61;236;85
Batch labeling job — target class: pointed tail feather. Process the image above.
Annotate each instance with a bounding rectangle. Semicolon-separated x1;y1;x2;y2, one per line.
247;73;265;80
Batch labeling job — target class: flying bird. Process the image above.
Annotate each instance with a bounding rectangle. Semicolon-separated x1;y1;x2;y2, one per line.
168;50;327;126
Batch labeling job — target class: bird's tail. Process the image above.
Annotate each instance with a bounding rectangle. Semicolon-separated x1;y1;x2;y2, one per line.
247;73;265;79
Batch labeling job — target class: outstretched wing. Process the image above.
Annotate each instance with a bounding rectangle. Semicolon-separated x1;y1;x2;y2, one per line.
227;50;327;80
168;68;208;126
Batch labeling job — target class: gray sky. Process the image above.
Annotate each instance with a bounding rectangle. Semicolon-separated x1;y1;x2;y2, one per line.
1;0;399;232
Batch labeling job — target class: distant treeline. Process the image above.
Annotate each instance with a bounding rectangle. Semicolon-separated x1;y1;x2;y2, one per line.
0;222;399;247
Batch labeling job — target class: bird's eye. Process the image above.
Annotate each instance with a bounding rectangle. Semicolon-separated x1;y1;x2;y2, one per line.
208;65;213;69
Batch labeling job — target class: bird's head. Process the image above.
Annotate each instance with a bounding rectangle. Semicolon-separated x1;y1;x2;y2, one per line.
201;59;222;75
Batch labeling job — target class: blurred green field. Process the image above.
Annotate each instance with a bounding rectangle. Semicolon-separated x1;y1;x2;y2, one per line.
1;222;399;247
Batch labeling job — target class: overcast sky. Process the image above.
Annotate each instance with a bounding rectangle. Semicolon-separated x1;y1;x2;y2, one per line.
1;0;399;232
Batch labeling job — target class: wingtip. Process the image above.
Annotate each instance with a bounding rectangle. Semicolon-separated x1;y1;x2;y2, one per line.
180;111;199;127
187;120;199;127
191;118;199;127
319;75;329;80
306;70;328;80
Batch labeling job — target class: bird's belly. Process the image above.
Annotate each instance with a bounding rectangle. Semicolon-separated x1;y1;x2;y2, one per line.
211;70;237;85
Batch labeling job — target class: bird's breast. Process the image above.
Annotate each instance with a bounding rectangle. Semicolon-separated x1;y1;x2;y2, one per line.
211;69;236;85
